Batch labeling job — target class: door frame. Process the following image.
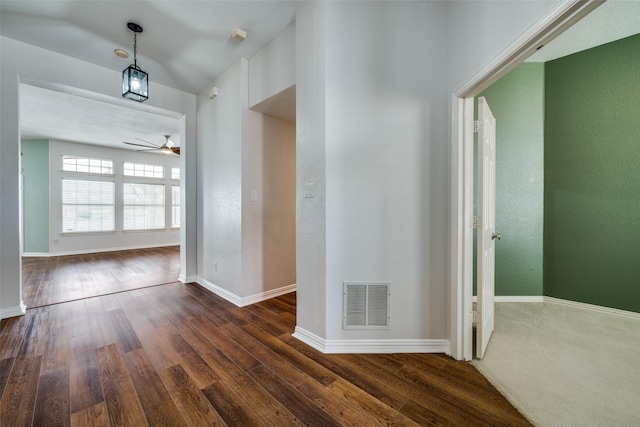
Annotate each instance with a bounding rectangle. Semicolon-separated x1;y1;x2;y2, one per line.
449;0;604;361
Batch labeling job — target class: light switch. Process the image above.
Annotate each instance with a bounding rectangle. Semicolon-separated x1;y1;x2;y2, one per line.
250;190;258;202
303;183;315;198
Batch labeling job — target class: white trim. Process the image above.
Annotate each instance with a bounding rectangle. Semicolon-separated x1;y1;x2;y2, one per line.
472;295;544;303
241;284;297;306
454;0;605;98
292;327;326;352
292;327;450;354
23;252;51;258
178;274;197;283
197;277;243;306
0;301;27;320
449;0;604;361
293;327;450;354
196;277;296;308
43;243;179;257
544;297;640;320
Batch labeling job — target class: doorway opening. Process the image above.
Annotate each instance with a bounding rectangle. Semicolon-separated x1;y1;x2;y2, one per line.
19;79;186;308
450;0;603;361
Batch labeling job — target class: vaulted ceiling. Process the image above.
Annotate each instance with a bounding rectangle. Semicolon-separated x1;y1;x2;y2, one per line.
2;0;639;151
1;1;299;150
1;0;299;94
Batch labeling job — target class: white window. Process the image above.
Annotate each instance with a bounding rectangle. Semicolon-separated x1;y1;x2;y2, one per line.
63;156;113;174
62;179;114;232
171;167;180;180
123;162;164;179
172;186;180;228
123;183;165;230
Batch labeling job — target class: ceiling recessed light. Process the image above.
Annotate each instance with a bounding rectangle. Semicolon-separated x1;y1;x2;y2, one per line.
114;48;129;59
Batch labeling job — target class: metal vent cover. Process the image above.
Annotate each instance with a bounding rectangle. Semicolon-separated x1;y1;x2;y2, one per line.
343;282;390;329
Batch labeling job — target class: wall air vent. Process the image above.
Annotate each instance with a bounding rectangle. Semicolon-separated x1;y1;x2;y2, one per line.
343;282;390;329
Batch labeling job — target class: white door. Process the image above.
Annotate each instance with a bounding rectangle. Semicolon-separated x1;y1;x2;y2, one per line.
476;96;498;359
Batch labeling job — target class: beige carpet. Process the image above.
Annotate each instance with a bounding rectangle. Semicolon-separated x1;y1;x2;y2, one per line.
473;301;640;427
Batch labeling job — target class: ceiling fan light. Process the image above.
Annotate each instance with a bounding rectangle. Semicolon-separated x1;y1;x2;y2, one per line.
122;65;148;102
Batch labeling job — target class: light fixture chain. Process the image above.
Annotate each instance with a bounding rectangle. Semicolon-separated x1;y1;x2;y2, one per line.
133;31;137;67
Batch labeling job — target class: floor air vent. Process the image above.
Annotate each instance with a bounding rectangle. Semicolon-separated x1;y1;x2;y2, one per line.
343;282;390;329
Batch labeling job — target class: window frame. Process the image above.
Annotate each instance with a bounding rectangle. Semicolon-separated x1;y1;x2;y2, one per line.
61;177;115;234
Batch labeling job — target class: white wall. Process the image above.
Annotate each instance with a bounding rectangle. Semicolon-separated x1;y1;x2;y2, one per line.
294;0;566;351
0;36;196;318
249;22;296;109
446;0;559;91
197;56;296;303
48;140;180;255
295;1;450;348
295;1;329;339
325;1;451;342
197;59;244;296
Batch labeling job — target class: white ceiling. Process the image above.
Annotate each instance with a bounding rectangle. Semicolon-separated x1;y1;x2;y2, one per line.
20;82;182;151
0;0;299;94
2;0;299;150
4;0;640;150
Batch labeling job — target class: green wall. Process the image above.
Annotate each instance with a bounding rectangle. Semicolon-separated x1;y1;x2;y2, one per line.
544;34;640;313
478;63;545;296
21;139;50;253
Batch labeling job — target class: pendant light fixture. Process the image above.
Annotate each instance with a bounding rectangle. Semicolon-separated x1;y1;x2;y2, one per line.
122;22;148;102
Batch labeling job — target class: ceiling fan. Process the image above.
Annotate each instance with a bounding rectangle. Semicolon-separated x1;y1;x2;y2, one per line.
123;135;180;155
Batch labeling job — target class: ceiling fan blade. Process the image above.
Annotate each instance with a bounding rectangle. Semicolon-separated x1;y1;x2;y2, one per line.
135;137;162;148
123;141;157;149
171;147;180;155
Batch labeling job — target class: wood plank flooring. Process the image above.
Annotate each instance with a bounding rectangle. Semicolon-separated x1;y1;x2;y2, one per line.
0;280;532;426
22;246;180;308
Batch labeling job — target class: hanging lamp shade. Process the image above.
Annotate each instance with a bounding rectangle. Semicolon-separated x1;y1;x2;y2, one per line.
122;65;148;101
122;22;148;102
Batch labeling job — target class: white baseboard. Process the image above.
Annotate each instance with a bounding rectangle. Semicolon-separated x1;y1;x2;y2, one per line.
544;296;640;320
241;284;297;306
23;252;50;258
472;295;544;303
292;326;451;354
41;243;179;257
178;274;197;283
0;300;27;320
196;277;296;308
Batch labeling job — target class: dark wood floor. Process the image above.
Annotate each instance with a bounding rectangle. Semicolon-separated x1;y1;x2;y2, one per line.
0;279;531;426
22;246;180;308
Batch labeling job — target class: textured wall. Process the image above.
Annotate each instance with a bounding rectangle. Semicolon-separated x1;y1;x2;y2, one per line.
479;63;545;296
21;139;50;254
322;1;449;340
544;34;640;313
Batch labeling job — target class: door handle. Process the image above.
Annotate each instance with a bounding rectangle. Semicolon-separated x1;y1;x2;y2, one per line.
491;233;501;240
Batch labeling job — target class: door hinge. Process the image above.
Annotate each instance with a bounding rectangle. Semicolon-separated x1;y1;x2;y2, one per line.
473;216;482;229
472;310;480;324
473;120;482;133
